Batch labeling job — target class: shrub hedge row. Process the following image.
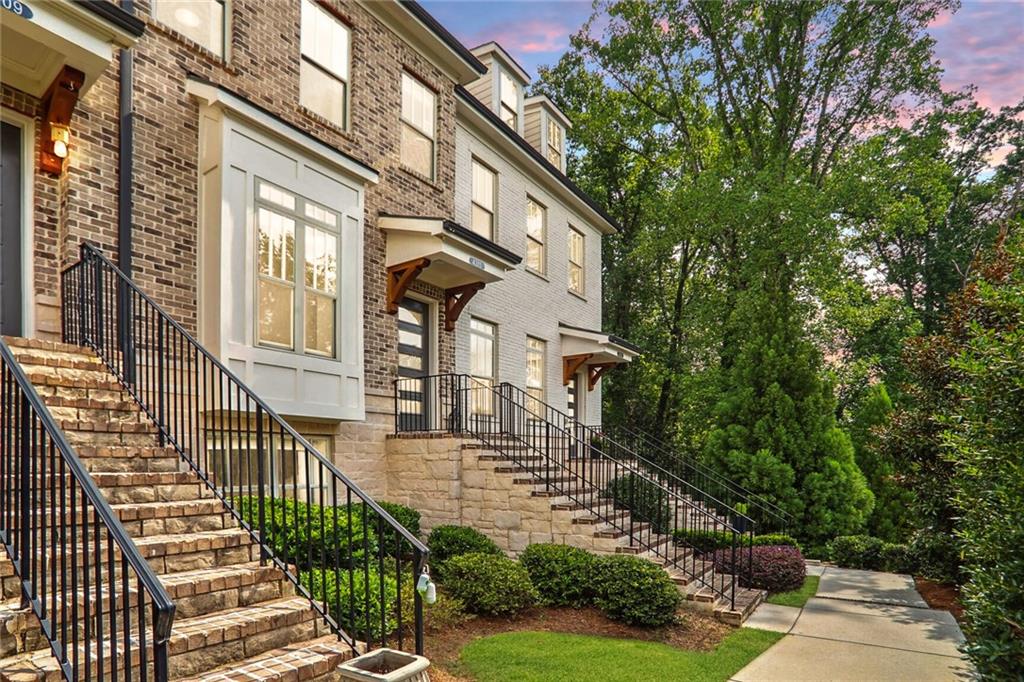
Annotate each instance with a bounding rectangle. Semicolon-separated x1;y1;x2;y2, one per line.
672;529;802;554
826;532;960;582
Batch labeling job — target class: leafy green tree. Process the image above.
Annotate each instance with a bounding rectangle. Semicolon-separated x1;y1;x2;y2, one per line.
942;234;1024;676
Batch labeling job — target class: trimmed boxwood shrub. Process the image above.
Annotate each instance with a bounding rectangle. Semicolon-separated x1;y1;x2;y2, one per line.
520;543;597;607
427;525;502;578
827;535;884;570
301;567;410;643
358;501;422;557
593;555;681;627
673;529;802;554
236;496;376;567
443;553;538;615
603;474;672;534
713;545;806;593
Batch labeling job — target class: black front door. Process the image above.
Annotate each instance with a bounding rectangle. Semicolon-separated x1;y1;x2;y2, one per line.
1;121;23;336
396;298;430;430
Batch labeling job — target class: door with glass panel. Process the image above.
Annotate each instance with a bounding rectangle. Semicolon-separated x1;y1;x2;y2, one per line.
469;318;497;427
397;298;430;431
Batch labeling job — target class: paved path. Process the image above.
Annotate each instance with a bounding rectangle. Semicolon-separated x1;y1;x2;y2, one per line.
734;566;971;681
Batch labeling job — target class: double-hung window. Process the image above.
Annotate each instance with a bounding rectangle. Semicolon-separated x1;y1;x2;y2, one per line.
401;73;436;179
256;179;340;357
300;0;350;128
154;1;228;57
470;318;497;415
471;160;496;240
526;198;545;274
499;71;518;129
546;120;563;169
568;227;585;295
526;337;545;415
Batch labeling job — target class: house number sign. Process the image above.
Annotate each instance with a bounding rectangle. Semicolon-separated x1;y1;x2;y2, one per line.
1;0;33;19
469;257;486;271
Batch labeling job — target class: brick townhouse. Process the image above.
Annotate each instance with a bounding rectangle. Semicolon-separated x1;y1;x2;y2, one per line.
4;1;749;680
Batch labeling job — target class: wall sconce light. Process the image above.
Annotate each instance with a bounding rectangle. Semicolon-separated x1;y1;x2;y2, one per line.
40;66;84;175
51;125;70;159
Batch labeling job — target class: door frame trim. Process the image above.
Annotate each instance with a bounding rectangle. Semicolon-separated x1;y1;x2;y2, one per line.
1;108;35;338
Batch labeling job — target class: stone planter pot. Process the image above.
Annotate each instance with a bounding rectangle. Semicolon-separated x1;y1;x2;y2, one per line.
338;648;430;682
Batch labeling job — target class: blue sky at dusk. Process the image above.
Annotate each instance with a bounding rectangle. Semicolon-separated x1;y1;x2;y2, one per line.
421;0;1024;111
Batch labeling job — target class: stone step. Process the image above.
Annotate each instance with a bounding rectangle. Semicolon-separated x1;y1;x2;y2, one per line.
2;336;96;357
24;471;210;504
19;365;127;391
23;498;235;538
714;586;765;625
181;634;357;682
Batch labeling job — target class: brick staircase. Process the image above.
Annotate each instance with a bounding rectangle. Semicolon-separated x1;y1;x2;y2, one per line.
0;337;356;681
466;443;765;625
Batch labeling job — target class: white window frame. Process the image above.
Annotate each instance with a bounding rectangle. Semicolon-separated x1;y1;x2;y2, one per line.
470;317;498;416
526;336;546;414
154;0;229;58
255;178;342;359
568;227;585;295
546;118;563;169
400;72;436;180
471;158;497;240
299;0;351;129
526;196;546;275
499;70;518;129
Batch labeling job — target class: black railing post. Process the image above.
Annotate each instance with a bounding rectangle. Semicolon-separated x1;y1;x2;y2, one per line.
119;277;135;384
92;251;104;351
17;392;30;609
156;319;166;445
413;547;425;656
256;405;268;563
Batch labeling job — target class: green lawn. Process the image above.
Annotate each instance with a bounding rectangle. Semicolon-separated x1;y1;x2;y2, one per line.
765;575;820;608
457;628;782;682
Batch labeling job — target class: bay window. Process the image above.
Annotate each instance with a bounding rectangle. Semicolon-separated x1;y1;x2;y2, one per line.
300;0;350;127
256;179;340;357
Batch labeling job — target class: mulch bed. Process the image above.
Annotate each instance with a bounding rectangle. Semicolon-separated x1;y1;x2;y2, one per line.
915;577;965;622
423;606;733;681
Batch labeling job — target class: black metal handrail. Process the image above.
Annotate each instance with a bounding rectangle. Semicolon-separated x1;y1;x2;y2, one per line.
0;337;175;680
61;243;428;656
395;373;750;610
497;382;757;531
599;422;793;534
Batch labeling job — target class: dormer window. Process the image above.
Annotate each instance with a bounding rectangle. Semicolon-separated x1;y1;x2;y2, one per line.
547;119;563;169
499;71;518;129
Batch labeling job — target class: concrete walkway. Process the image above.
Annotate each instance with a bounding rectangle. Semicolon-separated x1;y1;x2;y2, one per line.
734;566;971;681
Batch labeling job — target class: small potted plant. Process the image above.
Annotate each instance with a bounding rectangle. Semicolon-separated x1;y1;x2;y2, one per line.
338;648;430;682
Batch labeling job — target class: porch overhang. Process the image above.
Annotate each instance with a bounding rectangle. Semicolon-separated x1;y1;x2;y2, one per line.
380;215;521;330
559;323;640;390
1;0;144;98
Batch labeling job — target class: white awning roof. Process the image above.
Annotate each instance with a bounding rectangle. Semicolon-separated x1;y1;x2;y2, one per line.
380;215;521;289
559;323;641;365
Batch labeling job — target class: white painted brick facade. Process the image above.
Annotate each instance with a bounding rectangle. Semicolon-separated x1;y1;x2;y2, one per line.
451;120;605;424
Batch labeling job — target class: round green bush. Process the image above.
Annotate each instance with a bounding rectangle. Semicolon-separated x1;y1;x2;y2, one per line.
827;534;884;570
593;555;681;627
603;474;673;534
712;545;806;593
520;543;598;607
443;553;538;615
908;530;961;583
427;525;502;578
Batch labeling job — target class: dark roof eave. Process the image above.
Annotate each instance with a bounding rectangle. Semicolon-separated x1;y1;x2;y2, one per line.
455;86;620;234
71;0;146;37
558;322;642;354
399;1;487;76
442;220;523;265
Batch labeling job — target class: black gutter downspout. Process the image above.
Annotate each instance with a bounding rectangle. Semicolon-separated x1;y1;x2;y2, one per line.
118;0;135;382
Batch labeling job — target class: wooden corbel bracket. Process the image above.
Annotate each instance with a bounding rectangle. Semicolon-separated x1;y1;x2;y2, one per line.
562;353;593;385
40;66;85;175
386;258;430;314
444;282;485;331
587;362;619;391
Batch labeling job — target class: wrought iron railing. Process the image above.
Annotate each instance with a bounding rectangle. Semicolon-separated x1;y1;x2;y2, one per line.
395;373;750;610
62;243;428;656
0;337;176;680
598;422;793;534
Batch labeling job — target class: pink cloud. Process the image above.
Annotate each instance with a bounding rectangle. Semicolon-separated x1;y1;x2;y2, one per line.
470;18;575;56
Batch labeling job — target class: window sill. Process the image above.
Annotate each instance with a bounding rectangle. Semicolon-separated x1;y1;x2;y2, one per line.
397;165;441;192
298;104;350;139
526;268;549;283
568;289;587;303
